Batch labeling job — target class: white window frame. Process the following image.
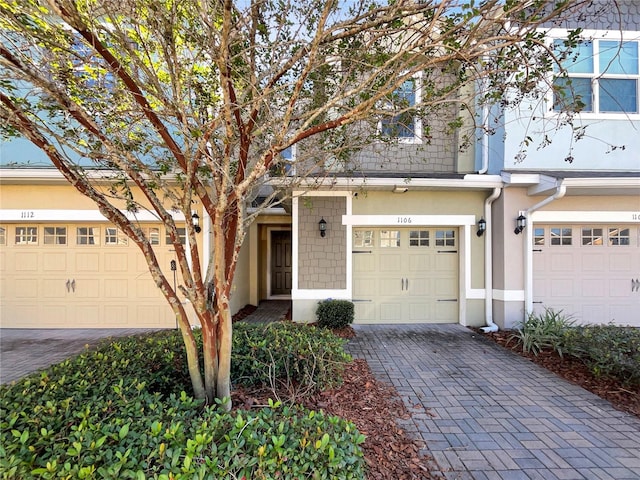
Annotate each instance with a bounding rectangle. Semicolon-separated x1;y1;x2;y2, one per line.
547;29;640;120
378;72;423;144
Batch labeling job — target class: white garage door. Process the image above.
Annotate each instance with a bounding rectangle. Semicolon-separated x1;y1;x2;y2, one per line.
533;224;640;327
352;227;458;324
0;222;185;328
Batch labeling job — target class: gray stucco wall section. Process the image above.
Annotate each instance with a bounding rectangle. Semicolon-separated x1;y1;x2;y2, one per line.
298;196;347;290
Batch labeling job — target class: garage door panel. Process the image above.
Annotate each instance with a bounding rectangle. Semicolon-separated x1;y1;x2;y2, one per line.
74;305;101;326
610;304;639;326
75;279;100;298
379;254;402;272
15;252;38;271
550;253;573;272
104;252;128;271
105;279;128;298
76;252;100;271
15;279;38;298
609;253;633;271
104;305;128;326
43;278;67;298
435;301;458;322
43;252;67;271
534;224;639;326
353;227;458;324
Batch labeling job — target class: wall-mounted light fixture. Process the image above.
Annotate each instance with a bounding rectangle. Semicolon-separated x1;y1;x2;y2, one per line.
393;186;409;194
192;212;202;233
318;218;327;237
476;217;487;237
514;214;526;235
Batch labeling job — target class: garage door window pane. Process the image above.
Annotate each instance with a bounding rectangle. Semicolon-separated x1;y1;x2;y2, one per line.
15;226;38;245
166;227;187;245
105;227;128;246
77;227;99;245
354;230;374;248
143;227;160;245
44;227;67;245
581;227;603;246
409;230;429;247
534;228;545;246
551;227;572;245
435;230;455;247
608;227;630;246
380;230;400;248
0;226;5;245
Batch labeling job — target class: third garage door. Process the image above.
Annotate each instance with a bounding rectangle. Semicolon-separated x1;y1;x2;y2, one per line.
352;227;458;324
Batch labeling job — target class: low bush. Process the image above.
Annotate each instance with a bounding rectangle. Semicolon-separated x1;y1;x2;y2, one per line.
0;323;363;479
561;324;640;386
316;299;355;329
232;322;351;401
509;308;576;356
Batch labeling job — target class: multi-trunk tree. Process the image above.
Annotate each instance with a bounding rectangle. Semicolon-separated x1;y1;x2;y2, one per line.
1;0;591;408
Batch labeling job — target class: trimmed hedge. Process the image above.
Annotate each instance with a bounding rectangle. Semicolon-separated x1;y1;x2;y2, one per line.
0;324;364;479
316;300;354;329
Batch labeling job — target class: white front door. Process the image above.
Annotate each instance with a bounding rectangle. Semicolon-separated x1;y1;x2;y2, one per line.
352;227;458;324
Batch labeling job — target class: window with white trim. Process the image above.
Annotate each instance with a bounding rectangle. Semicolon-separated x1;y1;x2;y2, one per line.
553;39;639;114
533;227;545;246
77;227;99;245
581;227;603;246
409;230;429;247
105;227;128;246
380;230;400;248
166;227;186;245
608;227;630;246
379;74;422;142
0;226;5;245
142;226;160;245
15;226;38;245
550;227;572;246
353;230;374;248
435;229;455;247
44;226;67;245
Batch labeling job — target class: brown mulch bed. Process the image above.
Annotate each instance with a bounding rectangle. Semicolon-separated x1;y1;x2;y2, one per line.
232;358;438;479
479;329;640;419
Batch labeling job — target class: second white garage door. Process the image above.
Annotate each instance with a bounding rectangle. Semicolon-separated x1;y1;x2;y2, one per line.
352;227;458;324
532;224;640;327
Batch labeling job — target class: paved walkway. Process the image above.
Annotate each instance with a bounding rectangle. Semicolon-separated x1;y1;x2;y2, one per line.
346;324;640;480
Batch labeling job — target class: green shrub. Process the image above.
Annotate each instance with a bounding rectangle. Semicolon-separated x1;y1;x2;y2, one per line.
561;324;640;386
509;308;576;356
232;322;351;401
316;299;355;329
0;325;364;479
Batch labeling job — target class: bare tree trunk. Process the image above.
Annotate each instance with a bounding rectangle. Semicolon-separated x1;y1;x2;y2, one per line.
177;316;207;400
201;319;219;403
216;303;233;411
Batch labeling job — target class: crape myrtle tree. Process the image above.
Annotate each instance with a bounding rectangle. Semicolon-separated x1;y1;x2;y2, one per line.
0;0;587;408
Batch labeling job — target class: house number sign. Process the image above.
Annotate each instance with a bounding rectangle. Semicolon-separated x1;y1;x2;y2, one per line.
397;216;413;224
20;211;35;219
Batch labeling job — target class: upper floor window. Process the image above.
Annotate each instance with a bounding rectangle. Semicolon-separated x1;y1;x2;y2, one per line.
553;39;639;114
379;74;422;143
15;226;38;245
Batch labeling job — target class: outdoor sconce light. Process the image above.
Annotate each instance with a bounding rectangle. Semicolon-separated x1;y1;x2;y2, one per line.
318;218;327;237
476;218;486;237
514;214;526;235
192;212;202;233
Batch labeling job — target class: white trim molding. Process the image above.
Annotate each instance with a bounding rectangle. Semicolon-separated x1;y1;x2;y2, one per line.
0;209;186;222
531;211;640;223
343;214;476;226
493;289;525;302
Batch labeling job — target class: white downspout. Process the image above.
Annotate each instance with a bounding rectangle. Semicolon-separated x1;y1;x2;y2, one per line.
477;103;490;175
523;183;567;314
479;187;502;333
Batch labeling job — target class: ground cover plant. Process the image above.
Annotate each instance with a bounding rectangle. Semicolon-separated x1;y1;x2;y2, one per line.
0;324;365;479
485;309;640;418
